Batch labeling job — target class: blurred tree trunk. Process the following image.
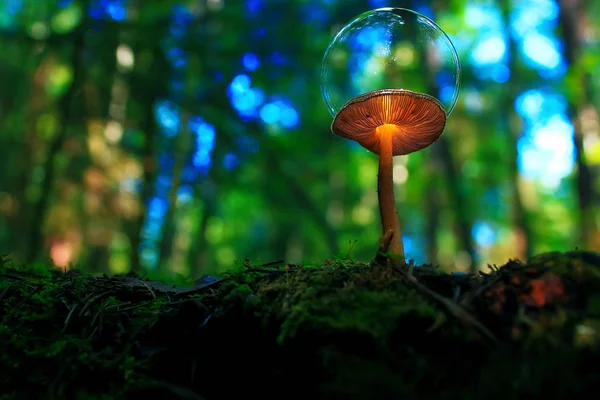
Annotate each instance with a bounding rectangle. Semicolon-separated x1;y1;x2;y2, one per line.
558;0;599;248
424;5;476;271
424;163;441;265
188;135;223;277
126;27;170;272
190;199;215;278
431;139;476;270
158;116;190;267
500;0;533;260
0;39;41;257
26;19;88;263
128;95;158;272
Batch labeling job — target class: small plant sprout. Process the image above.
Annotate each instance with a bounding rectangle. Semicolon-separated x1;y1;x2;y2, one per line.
321;8;460;260
346;240;358;260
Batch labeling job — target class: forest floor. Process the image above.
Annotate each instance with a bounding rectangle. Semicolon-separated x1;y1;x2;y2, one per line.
1;250;600;399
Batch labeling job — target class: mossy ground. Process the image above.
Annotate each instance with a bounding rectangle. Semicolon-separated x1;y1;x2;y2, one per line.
1;251;600;399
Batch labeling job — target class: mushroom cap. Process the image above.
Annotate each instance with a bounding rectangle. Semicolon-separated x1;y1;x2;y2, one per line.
331;89;447;156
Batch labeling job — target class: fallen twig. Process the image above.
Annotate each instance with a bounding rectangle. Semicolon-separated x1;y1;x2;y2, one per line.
391;262;498;347
373;231;498;346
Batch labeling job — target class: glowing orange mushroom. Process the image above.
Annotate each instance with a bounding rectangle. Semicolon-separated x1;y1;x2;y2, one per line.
331;88;446;259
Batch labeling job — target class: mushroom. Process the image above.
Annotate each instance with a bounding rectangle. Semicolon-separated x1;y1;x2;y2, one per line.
331;88;446;259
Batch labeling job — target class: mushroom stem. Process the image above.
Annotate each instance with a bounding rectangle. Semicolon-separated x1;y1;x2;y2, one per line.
376;124;404;258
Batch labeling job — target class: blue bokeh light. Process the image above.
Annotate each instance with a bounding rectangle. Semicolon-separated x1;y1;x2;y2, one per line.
280;105;299;128
226;63;299;127
229;74;251;94
474;64;511;83
259;103;280;124
402;235;426;265
189;117;216;144
168;47;184;60
171;4;193;25
464;0;573;188
193;152;211;168
517;114;575;183
106;0;126;20
301;2;328;24
155;100;181;137
516;89;545;121
227;74;266;119
509;0;565;76
465;4;511;83
223;153;240;170
510;0;559;36
352;26;387;50
522;32;562;69
148;197;168;219
471;35;506;65
176;185;194;203
465;4;504;30
412;0;434;20
472;221;496;247
169;6;192;38
242;53;261;71
231;88;265;118
155;173;173;192
515;87;574;186
188;116;216;173
515;89;568;123
89;0;127;21
439;86;455;106
246;0;263;14
259;99;300;128
368;0;388;8
142;220;163;240
491;64;510;83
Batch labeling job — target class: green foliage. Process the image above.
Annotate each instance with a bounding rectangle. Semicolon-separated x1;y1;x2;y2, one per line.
0;0;598;278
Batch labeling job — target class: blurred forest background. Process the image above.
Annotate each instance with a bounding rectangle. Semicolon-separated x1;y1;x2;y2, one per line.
0;0;599;277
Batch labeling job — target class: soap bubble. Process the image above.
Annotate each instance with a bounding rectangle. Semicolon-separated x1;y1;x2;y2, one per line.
321;7;460;117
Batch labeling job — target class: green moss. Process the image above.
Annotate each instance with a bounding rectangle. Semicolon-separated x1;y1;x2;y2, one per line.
1;252;600;399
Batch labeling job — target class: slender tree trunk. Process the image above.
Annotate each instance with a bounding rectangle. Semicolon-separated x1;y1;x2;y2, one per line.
128;28;170;272
2;40;43;257
424;163;441;265
190;200;215;278
129;99;158;272
500;0;533;260
158;117;190;266
26;20;88;263
419;3;476;270
558;0;598;248
431;139;476;269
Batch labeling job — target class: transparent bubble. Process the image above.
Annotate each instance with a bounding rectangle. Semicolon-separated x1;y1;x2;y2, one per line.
321;7;460;118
